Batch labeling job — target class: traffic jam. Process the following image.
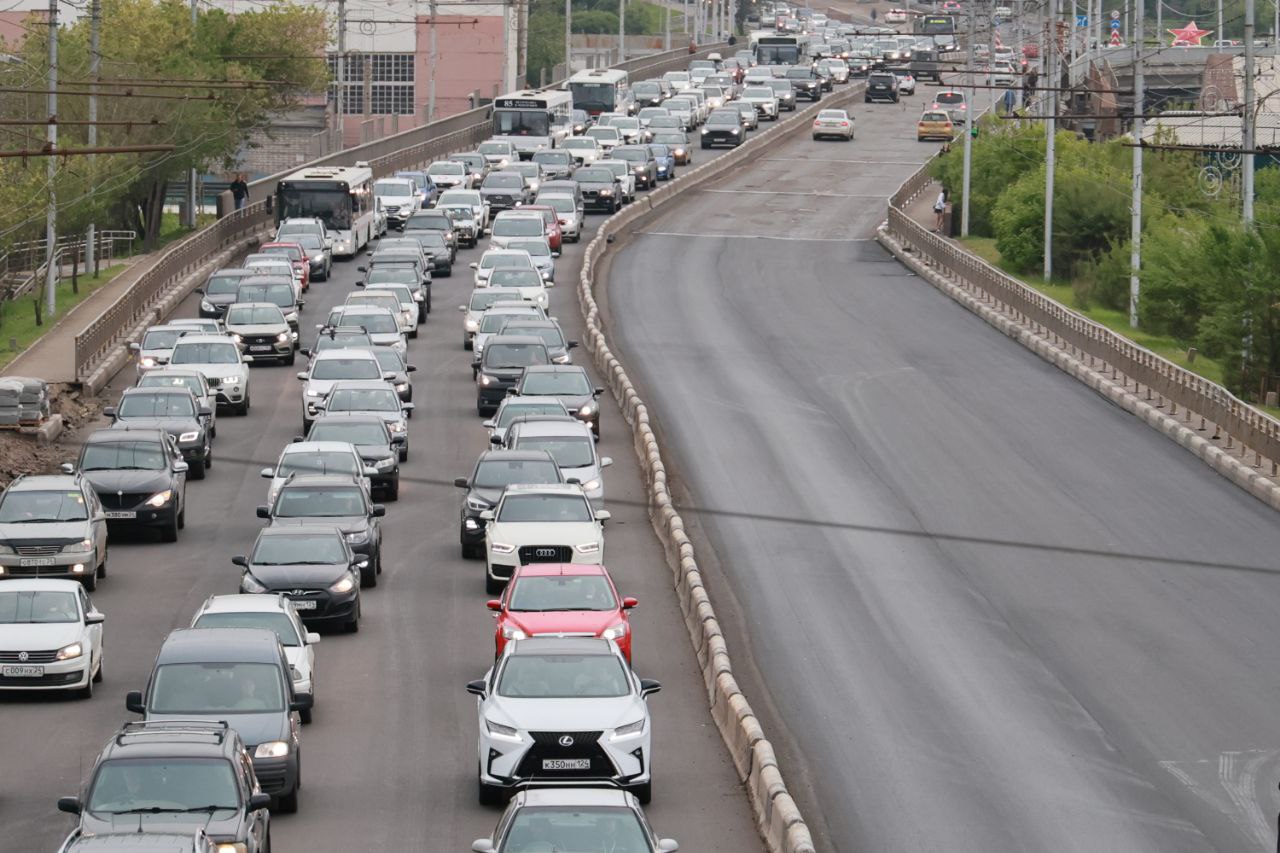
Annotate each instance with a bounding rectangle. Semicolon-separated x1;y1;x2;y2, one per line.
0;3;953;849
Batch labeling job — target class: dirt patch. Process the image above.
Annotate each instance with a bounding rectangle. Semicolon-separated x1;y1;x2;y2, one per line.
0;383;104;487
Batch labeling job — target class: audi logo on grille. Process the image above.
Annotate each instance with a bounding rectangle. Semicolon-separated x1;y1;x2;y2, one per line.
558;735;575;747
17;651;28;662
535;549;556;558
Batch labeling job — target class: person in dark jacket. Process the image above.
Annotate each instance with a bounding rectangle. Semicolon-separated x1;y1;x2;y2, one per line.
229;173;249;210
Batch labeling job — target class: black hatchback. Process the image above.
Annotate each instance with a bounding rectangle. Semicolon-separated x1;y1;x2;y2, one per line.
235;524;365;629
701;108;746;148
103;387;213;479
865;72;901;103
69;428;188;543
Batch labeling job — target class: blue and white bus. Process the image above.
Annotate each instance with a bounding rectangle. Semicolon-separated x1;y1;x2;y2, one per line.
275;164;376;258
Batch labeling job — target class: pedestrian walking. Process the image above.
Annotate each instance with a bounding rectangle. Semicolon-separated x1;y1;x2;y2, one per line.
229;172;249;210
933;188;947;233
1003;87;1015;115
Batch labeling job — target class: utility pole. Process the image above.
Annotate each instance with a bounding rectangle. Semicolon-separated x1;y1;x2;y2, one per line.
1129;0;1143;327
1244;0;1256;224
428;0;438;120
87;0;100;274
44;0;57;319
565;0;572;76
187;0;198;228
336;0;346;148
1218;0;1224;44
665;0;672;50
1044;0;1057;280
961;1;976;235
518;0;527;85
619;0;626;62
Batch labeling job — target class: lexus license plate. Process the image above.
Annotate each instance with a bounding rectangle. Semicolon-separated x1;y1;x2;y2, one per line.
19;557;55;566
541;758;590;771
104;511;136;520
2;665;43;677
291;599;318;610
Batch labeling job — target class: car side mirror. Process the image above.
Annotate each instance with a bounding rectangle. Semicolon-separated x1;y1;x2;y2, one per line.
372;504;387;517
469;262;479;269
479;509;495;521
255;506;270;519
466;679;488;697
593;386;603;396
127;342;140;353
296;372;309;380
60;462;75;474
125;690;145;714
355;280;366;288
363;466;378;478
639;678;662;697
600;457;613;468
249;792;273;812
454;476;472;491
622;596;638;610
472;841;497;853
232;555;248;568
356;265;367;273
595;510;612;522
300;348;311;358
568;341;579;349
458;305;468;312
198;405;213;417
102;406;117;418
305;632;321;644
485;599;504;613
242;355;254;364
85;611;106;625
57;796;83;815
260;467;274;479
656;841;679;852
173;461;189;473
292;436;305;443
354;557;370;570
406;364;418;372
324;238;333;249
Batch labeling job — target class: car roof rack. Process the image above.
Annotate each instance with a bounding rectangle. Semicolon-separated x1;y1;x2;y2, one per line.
115;720;231;746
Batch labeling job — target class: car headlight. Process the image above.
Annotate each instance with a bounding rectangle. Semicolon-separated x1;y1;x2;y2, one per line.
229;333;244;345
139;356;156;368
731;128;740;135
388;421;406;434
580;478;601;492
467;496;491;512
465;319;479;331
601;623;626;641
329;575;356;594
600;189;613;196
200;300;215;312
612;718;645;738
345;529;370;544
241;573;268;593
394;382;408;392
445;231;454;240
700;128;709;135
485;718;521;739
222;374;242;383
55;641;84;661
216;842;249;853
276;332;290;343
375;457;395;470
144;490;172;508
674;148;685;156
579;402;596;416
501;625;528;640
479;373;495;386
62;538;94;554
177;431;200;443
254;741;290;759
490;542;516;555
575;541;600;554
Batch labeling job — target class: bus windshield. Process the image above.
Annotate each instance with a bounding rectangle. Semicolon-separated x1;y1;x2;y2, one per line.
493;109;550;137
756;44;800;64
569;81;618;112
277;186;352;232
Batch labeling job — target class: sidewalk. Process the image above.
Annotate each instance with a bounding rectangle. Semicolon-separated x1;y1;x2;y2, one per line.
5;251;158;384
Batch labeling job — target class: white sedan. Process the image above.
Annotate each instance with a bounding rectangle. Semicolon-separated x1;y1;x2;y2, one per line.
812;109;855;141
0;579;104;698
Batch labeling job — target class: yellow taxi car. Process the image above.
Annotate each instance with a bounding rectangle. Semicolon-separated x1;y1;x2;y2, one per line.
917;109;955;142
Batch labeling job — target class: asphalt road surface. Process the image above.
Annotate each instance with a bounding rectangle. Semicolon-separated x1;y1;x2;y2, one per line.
606;92;1280;851
0;126;768;851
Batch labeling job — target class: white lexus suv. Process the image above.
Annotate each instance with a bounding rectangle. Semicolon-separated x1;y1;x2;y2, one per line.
467;637;661;805
480;484;608;594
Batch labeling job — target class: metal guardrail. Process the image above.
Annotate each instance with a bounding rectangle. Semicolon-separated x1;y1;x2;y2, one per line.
5;230;138;303
885;164;1280;470
72;45;729;382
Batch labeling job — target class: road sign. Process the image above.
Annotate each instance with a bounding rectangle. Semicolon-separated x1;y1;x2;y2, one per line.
1110;9;1121;18
1109;28;1123;45
1076;14;1088;26
1111;19;1121;28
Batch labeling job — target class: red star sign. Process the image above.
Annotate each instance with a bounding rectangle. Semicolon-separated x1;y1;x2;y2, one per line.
1168;21;1212;45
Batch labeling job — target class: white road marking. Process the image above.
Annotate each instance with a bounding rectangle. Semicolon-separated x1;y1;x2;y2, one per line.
1159;750;1279;849
700;188;888;198
638;231;874;242
761;157;930;166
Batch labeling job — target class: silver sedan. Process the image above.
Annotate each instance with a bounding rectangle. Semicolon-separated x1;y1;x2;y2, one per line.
812;109;855;141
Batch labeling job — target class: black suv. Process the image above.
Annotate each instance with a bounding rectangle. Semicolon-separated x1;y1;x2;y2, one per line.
511;365;604;437
257;474;385;583
56;720;271;852
572;166;624;214
475;335;552;415
610;145;660;190
701;108;746;148
403;209;459;258
784;66;823;101
865;72;901;103
69;428;188;543
103;387;213;479
454;449;564;558
304;414;402;500
235;525;366;628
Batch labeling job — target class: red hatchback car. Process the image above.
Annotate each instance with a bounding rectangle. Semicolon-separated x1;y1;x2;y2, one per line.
259;241;310;291
488;563;636;661
521;204;564;252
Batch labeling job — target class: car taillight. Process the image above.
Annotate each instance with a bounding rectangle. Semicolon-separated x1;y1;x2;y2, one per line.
841;121;849;126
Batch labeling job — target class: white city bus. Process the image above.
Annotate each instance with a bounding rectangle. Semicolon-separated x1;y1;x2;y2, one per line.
490;90;575;159
275;164;376;258
566;68;633;117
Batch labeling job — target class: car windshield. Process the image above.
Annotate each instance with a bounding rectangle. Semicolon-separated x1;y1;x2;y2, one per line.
496;402;568;428
514;436;594;467
507;240;550;258
614;149;647;163
922;112;950;122
80;440;166;471
492;218;544;237
497;654;629;698
171;342;241;365
479;142;512;155
204;274;245;296
484;343;548;368
0;590;79;622
295;236;323;252
651;133;685;145
473;457;562;488
374;180;413;198
312;358;381;381
708;113;739;126
367;269;419;287
483;173;524;188
367;287;414;308
406;213;449;230
585;127;620;141
118;393;196;419
498;493;592;522
743;87;774;98
533;151;572;164
818;110;848;120
561;139;595;151
935;92;965;105
649;144;670;156
509;575;617;611
576;167;615;182
308;421;387;446
544;196;576;214
278;450;360;479
521;372;590;395
314;333;373;352
428;162;465;176
252;533;347;566
489;269;545;288
0;490;89;523
481;313;535;333
141;329;185;350
149;662;286;714
138;374;204;397
336;311;398;334
226;305;285;326
600;161;628;177
86;759;240;815
194;612;302;646
481;253;533;270
275;485;367;517
328;387;400;413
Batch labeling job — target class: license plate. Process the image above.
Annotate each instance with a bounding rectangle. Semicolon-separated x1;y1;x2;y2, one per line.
541;758;590;771
250;345;273;352
291;599;318;610
2;665;43;677
19;557;55;566
104;511;136;520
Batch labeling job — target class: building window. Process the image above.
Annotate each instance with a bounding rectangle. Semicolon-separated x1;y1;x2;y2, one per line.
327;53;414;115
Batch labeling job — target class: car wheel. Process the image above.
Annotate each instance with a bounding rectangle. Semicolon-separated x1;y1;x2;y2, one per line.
344;601;361;633
81;571;97;592
376;549;383;574
485;570;503;595
461;539;480;560
160;510;179;543
204;446;212;469
630;781;652;804
237;393;250;416
398;446;408;463
92;653;103;683
284;350;295;366
96;550;107;578
300;705;312;725
188;458;206;480
464;338;473;351
479;774;506;806
476;399;487;416
77;669;94;699
360;559;377;588
385;476;400;502
276;785;299;814
178;500;186;529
